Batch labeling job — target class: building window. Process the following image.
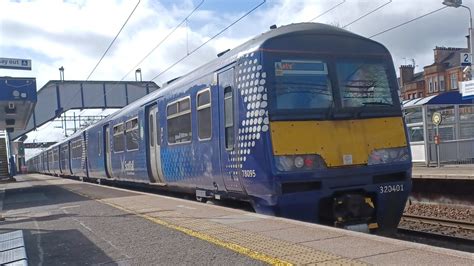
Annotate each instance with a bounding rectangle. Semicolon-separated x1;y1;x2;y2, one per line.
439;75;445;92
125;117;139;151
113;123;125;152
434;79;438;92
197;89;211;140
450;73;458;90
167;97;191;144
428;77;433;93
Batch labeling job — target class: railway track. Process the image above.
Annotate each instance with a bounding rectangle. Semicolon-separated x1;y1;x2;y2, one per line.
396;213;474;252
402;213;474;231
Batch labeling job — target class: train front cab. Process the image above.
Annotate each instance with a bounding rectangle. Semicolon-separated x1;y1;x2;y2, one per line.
248;26;411;232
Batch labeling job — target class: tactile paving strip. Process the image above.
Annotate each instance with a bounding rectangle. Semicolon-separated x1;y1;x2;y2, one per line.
200;226;242;236
216;230;257;241
263;244;317;257
175;220;221;231
227;234;284;246
281;251;344;264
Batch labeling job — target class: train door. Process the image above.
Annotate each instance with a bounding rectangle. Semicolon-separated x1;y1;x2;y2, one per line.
147;104;165;183
104;125;113;178
218;67;244;192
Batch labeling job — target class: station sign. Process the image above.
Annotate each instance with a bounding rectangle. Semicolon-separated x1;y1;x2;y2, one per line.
459;80;474;99
0;57;32;70
460;53;472;66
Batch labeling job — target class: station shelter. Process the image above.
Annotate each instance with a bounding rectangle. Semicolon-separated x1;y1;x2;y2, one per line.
403;91;474;165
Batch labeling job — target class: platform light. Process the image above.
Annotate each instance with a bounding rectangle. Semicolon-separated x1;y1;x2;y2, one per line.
442;0;462;7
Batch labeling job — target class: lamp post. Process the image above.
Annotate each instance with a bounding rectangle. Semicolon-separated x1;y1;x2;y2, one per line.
135;68;142;82
443;0;473;80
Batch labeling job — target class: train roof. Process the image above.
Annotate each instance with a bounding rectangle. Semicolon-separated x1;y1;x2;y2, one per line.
98;23;379;121
59;22;391;136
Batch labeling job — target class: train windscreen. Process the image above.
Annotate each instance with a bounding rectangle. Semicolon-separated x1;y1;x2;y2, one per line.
274;60;333;110
336;60;394;108
271;58;398;118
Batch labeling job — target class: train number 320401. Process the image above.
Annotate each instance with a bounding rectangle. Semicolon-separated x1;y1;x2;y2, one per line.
379;184;404;194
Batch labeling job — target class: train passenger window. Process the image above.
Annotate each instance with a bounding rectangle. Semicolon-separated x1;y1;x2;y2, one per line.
156;114;161;146
126;117;139;151
224;86;234;150
197;89;211;140
149;114;154;147
98;131;101;156
167;97;192;144
113;123;125;152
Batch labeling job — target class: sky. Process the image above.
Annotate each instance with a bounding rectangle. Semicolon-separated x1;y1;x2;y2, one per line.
1;0;473;156
1;0;473;88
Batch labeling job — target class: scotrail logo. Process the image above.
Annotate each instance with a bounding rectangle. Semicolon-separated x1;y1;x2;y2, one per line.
120;157;135;175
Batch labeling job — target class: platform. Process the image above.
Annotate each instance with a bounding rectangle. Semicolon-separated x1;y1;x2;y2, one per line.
0;174;472;265
412;165;474;180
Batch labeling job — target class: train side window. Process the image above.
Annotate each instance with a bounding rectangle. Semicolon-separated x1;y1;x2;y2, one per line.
113;123;125;152
167;97;192;144
156;113;161;146
149;114;154;147
98;131;101;156
197;89;211;140
224;86;234;150
126;117;139;151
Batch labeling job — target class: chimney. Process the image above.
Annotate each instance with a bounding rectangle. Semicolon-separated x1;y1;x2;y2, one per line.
399;65;414;86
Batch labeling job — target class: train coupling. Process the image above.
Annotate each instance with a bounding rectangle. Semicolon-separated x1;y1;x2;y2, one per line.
333;193;378;232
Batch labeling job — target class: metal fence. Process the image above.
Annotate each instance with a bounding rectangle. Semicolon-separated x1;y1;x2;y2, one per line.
404;103;474;165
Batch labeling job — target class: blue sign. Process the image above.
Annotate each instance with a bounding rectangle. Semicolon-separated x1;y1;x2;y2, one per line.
0;57;32;70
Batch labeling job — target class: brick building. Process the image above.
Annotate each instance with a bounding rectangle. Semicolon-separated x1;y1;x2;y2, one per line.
399;38;470;100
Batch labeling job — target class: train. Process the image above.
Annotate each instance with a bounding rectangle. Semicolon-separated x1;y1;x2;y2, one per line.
27;23;412;233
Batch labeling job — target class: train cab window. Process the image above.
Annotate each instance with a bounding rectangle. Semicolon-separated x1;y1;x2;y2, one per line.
336;61;394;108
224;86;234;150
274;60;333;110
113;123;125;152
126;117;139;151
197;89;211;140
167;97;192;144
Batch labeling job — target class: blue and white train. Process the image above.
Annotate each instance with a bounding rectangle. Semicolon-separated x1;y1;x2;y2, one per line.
27;23;412;232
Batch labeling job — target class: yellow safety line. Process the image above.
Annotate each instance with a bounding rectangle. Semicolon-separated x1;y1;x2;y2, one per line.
102;200;292;266
65;188;291;265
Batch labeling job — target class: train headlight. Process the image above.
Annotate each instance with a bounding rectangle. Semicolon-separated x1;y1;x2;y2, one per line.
294;156;304;168
368;147;410;165
275;154;327;172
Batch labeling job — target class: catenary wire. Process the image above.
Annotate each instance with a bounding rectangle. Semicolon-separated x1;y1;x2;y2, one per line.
86;0;141;81
309;0;346;22
119;0;205;82
151;0;267;81
369;6;448;38
343;0;392;28
84;0;209;109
